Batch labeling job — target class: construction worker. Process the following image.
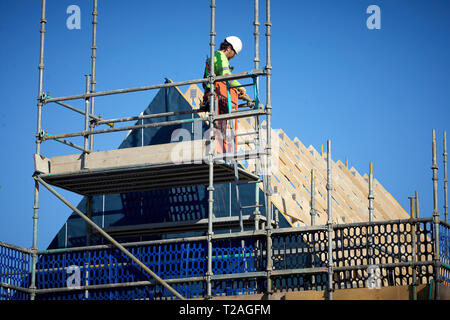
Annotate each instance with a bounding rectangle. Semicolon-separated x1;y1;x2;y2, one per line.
200;36;250;153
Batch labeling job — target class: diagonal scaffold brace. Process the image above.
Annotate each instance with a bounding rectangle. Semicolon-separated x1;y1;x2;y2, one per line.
34;174;185;300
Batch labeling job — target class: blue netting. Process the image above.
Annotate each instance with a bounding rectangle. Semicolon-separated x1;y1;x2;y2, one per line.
212;238;264;275
37;250;86;290
36;241;208;300
440;223;450;287
209;238;265;296
0;287;30;300
37;241;207;287
37;237;269;299
0;245;31;300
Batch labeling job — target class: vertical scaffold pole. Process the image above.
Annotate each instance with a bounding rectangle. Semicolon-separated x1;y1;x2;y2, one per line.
310;169;316;285
84;75;91;166
368;163;374;266
206;0;216;300
431;129;441;300
415;190;420;218
326;140;334;300
85;193;93;300
254;0;260;85
253;0;261;229
444;131;448;223
264;0;274;299
368;162;374;222
30;0;47;300
30;180;40;301
409;196;417;300
85;70;93;298
310;169;316;226
89;0;98;151
36;0;47;156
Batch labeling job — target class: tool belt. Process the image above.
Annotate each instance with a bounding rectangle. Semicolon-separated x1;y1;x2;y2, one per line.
201;81;238;114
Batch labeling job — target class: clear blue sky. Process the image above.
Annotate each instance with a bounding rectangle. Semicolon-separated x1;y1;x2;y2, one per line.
0;0;449;249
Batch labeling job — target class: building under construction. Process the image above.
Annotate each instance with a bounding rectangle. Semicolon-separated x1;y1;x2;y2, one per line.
0;0;449;300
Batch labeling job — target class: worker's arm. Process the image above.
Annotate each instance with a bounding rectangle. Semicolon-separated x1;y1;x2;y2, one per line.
215;51;246;95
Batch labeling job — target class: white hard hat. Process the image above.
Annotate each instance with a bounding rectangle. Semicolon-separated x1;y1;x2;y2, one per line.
225;36;243;55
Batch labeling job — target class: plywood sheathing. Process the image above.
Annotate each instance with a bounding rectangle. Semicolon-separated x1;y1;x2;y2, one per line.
182;84;204;110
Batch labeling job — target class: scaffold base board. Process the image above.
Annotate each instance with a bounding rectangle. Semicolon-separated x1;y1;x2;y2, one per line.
34;140;259;196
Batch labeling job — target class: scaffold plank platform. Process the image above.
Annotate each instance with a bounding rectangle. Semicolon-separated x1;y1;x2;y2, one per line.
34;140;259;196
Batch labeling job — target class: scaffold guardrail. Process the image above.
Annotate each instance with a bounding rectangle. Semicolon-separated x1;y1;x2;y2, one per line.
1;218;449;300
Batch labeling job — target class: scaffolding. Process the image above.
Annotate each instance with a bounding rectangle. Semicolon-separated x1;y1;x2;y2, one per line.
28;0;275;301
0;0;449;301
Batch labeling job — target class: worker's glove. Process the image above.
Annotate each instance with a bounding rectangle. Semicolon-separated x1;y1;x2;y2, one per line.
237;87;246;97
237;87;249;101
237;88;251;102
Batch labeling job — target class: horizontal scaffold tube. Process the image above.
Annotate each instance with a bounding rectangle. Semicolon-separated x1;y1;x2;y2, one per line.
50;135;91;154
440;219;450;228
333;260;434;272
34;276;204;295
42;109;267;142
47;96;102;122
38;229;268;255
0;282;34;294
213;109;267;122
44;70;265;103
332;217;434;230
31;266;330;296
97;108;267;126
96;109;205;125
42;116;208;141
36;217;440;255
0;241;33;254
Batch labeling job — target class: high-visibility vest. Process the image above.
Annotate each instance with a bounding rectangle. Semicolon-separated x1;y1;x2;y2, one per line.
203;50;242;92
